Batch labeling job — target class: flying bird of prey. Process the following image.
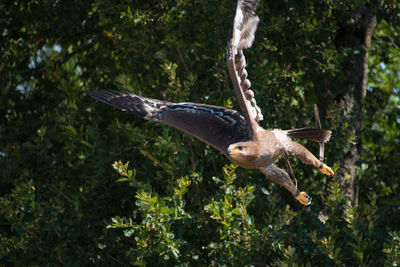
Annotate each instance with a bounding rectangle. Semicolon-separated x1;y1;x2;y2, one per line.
87;0;334;205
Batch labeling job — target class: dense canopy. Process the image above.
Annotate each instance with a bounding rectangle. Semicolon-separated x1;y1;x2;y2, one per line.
1;0;399;265
86;0;334;207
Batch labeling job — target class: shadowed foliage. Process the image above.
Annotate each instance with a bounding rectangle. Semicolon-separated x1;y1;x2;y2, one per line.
1;0;399;265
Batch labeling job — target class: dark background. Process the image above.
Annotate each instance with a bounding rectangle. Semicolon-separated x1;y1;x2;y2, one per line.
1;0;399;265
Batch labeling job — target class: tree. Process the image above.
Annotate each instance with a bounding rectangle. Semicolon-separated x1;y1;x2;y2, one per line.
1;0;399;265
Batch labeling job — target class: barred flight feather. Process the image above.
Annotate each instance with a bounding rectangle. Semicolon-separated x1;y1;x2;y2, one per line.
86;91;250;153
87;0;335;206
227;0;263;124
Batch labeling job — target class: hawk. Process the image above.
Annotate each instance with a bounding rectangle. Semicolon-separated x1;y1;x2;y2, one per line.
87;0;334;205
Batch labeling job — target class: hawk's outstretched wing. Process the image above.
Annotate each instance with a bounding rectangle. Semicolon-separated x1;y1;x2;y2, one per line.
227;0;263;137
86;91;250;153
86;0;335;206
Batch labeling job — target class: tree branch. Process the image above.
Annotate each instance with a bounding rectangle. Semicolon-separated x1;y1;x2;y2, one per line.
5;38;98;96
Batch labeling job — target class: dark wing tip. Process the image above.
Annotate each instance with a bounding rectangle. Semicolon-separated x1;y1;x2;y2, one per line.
228;0;261;52
240;0;260;15
85;90;120;105
86;90;169;119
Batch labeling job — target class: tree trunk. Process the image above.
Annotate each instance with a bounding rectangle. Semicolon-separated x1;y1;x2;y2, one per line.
333;6;377;206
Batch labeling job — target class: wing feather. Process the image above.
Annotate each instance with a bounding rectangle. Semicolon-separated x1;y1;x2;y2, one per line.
227;0;263;137
87;91;250;153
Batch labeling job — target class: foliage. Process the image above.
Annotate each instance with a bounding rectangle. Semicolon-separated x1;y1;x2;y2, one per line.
1;0;399;265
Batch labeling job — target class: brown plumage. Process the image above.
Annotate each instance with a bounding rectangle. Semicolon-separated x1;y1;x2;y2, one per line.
87;0;334;205
225;0;334;205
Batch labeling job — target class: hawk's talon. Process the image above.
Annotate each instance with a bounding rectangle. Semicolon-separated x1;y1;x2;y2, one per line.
319;164;334;176
296;191;312;205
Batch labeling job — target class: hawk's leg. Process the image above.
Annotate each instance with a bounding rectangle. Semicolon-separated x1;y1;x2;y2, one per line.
260;165;311;205
285;140;334;176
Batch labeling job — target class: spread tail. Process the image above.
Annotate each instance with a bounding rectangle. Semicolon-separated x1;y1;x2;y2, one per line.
286;127;331;143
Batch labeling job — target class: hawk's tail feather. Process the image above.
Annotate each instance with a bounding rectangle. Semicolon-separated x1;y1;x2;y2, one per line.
86;91;170;121
286;127;331;143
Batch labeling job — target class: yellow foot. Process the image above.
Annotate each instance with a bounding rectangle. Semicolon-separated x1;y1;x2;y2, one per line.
319;164;334;176
296;191;312;205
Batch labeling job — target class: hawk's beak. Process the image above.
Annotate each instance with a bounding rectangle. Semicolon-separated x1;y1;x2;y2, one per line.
227;145;239;155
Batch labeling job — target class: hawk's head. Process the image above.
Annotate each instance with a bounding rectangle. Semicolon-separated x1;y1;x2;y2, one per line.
226;141;260;168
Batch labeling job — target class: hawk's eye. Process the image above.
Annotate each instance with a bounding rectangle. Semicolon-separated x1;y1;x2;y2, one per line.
237;145;245;151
